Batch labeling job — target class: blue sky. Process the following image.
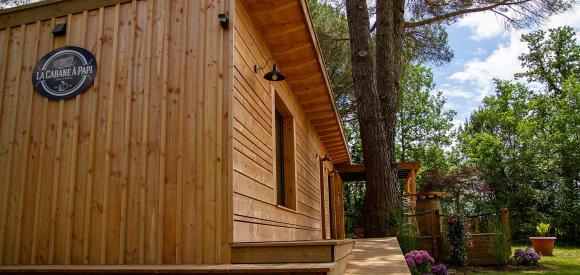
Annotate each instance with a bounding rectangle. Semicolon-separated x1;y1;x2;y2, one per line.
431;4;580;129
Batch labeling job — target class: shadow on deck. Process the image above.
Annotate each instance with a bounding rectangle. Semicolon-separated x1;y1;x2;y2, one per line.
344;238;411;275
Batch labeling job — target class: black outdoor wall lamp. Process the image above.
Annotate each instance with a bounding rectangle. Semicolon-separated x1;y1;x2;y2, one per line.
52;23;67;36
218;13;229;29
321;155;332;162
254;58;286;82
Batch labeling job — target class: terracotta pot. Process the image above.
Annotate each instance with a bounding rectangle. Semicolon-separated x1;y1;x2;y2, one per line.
529;237;557;256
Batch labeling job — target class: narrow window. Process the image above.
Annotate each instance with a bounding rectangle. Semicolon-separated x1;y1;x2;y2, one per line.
275;111;285;206
274;92;296;209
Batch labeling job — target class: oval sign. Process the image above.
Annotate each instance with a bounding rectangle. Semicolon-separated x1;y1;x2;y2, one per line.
32;46;97;100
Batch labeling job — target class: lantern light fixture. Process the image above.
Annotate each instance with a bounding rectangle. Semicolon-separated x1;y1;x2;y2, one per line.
254;58;286;82
218;13;229;29
52;23;67;36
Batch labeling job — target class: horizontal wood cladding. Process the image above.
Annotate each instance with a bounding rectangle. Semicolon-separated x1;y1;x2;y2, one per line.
0;0;231;265
243;0;350;164
232;0;332;242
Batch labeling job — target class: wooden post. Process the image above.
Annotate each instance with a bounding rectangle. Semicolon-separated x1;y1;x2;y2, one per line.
500;208;511;257
411;169;417;202
431;209;441;259
474;217;480;233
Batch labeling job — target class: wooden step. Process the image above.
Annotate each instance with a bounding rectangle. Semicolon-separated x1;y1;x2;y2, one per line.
0;263;336;275
231;239;355;264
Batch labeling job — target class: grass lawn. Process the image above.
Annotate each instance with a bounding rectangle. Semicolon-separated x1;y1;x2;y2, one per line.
449;245;580;274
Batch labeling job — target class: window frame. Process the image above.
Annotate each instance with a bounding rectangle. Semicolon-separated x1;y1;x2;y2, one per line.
273;90;296;210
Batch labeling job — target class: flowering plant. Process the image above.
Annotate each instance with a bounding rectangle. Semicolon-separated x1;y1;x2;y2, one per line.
432;263;449;275
446;213;471;266
513;248;541;266
405;250;434;275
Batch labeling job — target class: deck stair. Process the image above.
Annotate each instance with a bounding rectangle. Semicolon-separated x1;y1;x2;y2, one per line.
231;239;354;264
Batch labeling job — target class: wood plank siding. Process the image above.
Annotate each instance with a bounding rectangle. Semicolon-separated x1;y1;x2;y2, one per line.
0;0;232;265
232;0;334;242
0;0;350;267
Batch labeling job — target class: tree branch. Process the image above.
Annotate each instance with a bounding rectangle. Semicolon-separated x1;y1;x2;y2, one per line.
403;0;533;29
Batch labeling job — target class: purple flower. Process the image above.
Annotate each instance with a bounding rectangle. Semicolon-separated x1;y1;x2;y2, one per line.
406;257;415;267
432;264;448;275
404;250;435;274
513;248;541;266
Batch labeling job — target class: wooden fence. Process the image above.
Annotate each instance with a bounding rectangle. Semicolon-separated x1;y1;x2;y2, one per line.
403;208;511;266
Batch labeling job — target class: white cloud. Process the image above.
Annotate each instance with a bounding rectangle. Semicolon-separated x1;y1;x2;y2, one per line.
470;48;487;56
544;5;580;30
457;11;507;41
442;87;480;99
448;4;580;99
449;33;526;98
457;4;580;41
452;119;464;129
438;3;580;128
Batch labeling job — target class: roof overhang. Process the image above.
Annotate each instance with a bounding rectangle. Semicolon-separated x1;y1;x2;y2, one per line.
335;162;421;182
243;0;351;164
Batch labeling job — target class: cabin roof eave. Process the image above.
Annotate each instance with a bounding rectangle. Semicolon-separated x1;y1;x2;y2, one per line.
244;0;352;164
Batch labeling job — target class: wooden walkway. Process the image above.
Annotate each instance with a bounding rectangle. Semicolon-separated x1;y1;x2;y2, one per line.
344;238;411;275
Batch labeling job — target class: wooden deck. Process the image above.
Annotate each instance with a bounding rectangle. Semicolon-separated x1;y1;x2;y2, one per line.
1;238;409;274
344;238;411;275
0;263;335;274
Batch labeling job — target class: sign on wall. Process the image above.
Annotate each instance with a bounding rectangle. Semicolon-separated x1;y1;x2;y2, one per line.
32;46;97;100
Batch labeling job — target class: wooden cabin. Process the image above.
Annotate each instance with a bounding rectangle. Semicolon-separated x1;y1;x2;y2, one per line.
0;0;355;270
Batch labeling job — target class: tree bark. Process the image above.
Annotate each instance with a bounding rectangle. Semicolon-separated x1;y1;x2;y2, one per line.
345;0;400;237
376;0;405;236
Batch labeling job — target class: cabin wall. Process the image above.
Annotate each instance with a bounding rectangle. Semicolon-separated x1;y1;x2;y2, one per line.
232;0;332;242
0;0;232;265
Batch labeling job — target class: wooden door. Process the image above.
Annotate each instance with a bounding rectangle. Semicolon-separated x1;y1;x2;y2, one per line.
333;174;345;239
319;158;327;239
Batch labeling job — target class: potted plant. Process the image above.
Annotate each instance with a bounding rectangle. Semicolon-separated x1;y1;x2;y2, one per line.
529;223;556;255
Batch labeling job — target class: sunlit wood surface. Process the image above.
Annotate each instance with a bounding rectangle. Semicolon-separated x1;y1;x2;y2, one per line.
344;238;411;275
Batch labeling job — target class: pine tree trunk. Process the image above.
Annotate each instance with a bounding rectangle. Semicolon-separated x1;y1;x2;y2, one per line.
375;0;405;230
345;0;401;237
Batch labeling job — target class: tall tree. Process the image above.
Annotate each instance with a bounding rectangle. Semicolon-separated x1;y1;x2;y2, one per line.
459;27;580;242
397;64;456;163
342;0;571;237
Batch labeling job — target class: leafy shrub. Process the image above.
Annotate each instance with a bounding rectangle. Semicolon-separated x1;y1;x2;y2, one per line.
490;216;510;265
405;250;434;275
398;219;418;254
513;248;541;266
536;223;550;236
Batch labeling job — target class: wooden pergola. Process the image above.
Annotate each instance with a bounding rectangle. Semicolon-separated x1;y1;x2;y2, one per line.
335;162;421;194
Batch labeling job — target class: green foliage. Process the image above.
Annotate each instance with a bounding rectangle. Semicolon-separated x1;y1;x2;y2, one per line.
343;182;365;236
516;26;580;96
447;214;468;266
397;63;456;166
398;218;418;253
458;26;580;244
420;167;492;214
537;223;551;237
491;217;511;265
